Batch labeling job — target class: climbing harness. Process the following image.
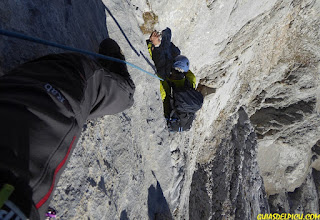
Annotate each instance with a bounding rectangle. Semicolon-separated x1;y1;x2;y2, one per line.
0;29;163;81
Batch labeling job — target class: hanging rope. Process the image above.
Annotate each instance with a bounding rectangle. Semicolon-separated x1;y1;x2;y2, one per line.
0;29;163;81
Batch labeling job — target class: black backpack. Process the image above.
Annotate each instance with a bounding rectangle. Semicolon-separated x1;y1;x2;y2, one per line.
167;79;204;132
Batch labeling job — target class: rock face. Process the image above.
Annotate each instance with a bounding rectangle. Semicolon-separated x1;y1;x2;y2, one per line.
0;0;108;72
189;108;269;219
1;0;320;219
268;169;320;214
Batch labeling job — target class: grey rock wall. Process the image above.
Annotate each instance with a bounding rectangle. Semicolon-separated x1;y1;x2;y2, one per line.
1;0;320;219
189;108;269;219
146;0;320;218
269;169;320;214
0;0;108;72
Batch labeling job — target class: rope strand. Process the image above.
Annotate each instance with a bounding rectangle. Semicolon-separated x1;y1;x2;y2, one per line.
0;29;163;81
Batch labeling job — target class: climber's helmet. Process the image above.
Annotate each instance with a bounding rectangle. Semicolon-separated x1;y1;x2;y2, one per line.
172;55;189;73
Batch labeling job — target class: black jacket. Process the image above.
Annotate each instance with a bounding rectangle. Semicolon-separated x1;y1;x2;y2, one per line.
148;27;180;79
0;53;135;219
151;42;180;79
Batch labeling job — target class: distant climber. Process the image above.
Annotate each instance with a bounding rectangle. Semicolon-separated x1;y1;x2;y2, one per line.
147;28;203;132
0;38;135;220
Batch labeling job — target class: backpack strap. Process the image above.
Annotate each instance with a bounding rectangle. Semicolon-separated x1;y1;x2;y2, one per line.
166;79;175;90
167;74;194;120
166;75;188;118
183;77;193;89
169;96;177;119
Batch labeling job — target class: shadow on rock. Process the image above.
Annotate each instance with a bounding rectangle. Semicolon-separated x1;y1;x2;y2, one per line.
120;210;129;220
0;0;108;72
148;181;173;220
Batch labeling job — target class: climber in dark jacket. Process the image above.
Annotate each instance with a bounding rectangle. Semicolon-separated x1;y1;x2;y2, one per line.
147;28;197;119
147;28;181;80
0;38;135;220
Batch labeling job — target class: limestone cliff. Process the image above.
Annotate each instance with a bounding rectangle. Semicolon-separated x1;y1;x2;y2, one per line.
0;0;319;219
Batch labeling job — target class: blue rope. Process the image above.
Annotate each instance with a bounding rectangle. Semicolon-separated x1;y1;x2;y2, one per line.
0;29;163;81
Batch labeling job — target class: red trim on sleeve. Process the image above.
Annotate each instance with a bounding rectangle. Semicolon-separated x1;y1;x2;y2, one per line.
36;136;77;209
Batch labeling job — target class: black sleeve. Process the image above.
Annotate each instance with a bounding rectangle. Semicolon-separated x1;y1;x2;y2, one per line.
152;46;170;79
170;42;181;59
151;43;180;80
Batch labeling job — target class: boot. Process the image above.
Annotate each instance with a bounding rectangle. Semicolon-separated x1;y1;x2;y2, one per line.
98;38;130;78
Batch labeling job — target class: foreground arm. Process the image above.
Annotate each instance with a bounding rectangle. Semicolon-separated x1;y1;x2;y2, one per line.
0;53;134;219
